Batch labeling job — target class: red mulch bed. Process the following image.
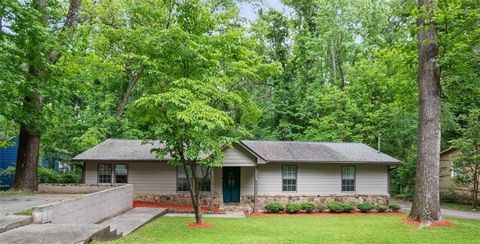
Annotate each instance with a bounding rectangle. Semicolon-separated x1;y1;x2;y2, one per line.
188;222;213;228
133;201;220;214
400;218;454;227
246;211;405;217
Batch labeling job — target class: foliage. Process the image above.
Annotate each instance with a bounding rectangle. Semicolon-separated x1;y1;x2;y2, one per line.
108;216;480;243
300;202;316;213
285;202;302;214
357;202;375;213
451;109;480;208
327;202;354;213
0;166;80;184
265;202;284;213
389;204;401;212
14;208;33;216
375;204;388;213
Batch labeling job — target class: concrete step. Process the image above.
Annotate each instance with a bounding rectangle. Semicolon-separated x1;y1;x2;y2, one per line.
0;223;117;244
100;207;167;237
0;216;32;234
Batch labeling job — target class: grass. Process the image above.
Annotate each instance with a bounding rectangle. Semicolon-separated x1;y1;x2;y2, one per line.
441;202;478;212
0;190;33;196
106;214;480;243
13;208;33;215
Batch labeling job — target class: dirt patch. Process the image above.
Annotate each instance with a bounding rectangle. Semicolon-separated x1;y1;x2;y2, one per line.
133;201;220;214
246;211;405;217
400;218;454;227
188;222;213;228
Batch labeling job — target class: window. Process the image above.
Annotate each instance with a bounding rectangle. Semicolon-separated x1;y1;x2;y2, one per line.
282;165;297;192
342;166;356;192
177;165;211;192
98;164;112;183
115;164;128;183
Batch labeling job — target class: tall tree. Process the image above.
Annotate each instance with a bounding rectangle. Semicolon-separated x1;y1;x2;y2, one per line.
408;0;442;225
4;0;81;191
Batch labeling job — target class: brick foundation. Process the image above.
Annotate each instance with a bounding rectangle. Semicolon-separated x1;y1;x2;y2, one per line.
134;193;390;212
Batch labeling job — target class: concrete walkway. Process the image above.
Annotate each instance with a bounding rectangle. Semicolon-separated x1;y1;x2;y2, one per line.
0;223;113;244
100;207;167;237
165;212;246;218
394;201;480;221
0;216;32;234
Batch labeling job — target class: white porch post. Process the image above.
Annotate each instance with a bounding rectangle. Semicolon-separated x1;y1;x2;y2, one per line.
210;167;215;211
254;166;258;212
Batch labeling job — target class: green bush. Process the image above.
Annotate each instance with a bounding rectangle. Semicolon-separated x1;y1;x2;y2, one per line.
357;202;375;213
300;202;316;213
389;204;401;212
342;202;355;213
286;203;302;214
265;202;284;213
327;202;344;213
317;204;327;212
375;204;388;212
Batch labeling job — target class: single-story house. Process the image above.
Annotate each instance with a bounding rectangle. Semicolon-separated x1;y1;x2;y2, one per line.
73;139;401;211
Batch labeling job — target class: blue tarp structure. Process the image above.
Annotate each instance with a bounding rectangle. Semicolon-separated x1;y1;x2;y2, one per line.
0;137;18;189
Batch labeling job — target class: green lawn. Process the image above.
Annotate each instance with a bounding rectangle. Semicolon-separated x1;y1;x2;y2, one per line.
107;214;480;243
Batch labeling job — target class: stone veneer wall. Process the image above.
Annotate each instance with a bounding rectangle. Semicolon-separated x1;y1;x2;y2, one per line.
134;193;390;212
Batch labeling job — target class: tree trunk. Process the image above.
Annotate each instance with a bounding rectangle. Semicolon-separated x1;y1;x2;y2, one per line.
408;0;442;226
13;0;81;191
117;66;144;118
12;123;41;191
183;163;202;224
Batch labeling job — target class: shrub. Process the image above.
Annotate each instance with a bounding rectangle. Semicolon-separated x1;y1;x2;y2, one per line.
300;202;316;213
317;204;327;212
375;204;388;212
389;204;401;212
265;202;284;213
327;202;345;213
286;203;302;214
357;202;375;213
342;202;355;213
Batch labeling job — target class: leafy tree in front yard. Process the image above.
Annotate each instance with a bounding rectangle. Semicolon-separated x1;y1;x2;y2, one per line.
130;1;277;224
452;109;480;209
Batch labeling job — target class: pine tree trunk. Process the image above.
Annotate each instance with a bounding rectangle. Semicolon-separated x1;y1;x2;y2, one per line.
12;123;40;191
408;0;442;226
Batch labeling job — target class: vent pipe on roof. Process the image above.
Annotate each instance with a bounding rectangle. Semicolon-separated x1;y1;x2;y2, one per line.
377;134;381;153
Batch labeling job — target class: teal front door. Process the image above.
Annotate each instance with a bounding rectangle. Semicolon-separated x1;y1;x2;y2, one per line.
222;167;241;203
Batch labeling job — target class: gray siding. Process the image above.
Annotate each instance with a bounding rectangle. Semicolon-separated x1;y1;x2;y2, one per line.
223;145;256;166
356;164;388;194
84;162;388;195
257;164;388;195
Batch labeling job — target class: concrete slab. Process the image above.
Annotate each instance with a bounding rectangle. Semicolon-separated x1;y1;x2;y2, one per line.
0;216;32;233
100;207;167;237
0;194;81;216
0;223;110;244
164;212;246;218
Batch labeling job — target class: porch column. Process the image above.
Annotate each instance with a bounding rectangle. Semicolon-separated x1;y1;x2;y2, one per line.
210;167;215;211
253;166;258;212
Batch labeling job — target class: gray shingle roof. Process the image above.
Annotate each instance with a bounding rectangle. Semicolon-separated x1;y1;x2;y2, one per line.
73;139;171;161
240;140;401;164
73;139;401;165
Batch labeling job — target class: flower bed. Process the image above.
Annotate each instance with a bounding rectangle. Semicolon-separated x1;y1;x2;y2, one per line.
246;211;404;217
188;222;213;228
400;218;454;227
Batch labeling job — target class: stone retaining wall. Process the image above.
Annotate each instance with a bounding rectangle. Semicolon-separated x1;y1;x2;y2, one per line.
32;184;133;224
133;193;390;212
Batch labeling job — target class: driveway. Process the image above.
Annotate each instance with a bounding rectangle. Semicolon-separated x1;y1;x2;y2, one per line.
394;200;480;221
0;194;81;216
